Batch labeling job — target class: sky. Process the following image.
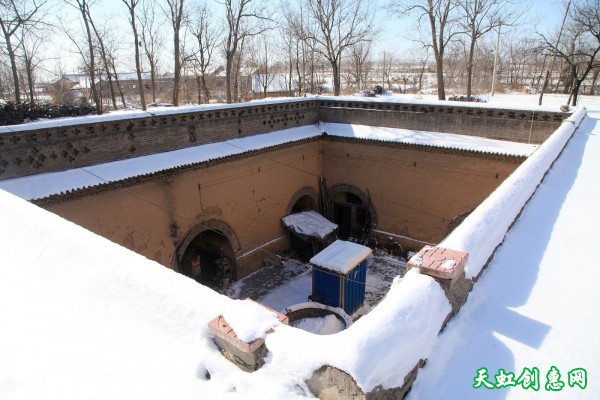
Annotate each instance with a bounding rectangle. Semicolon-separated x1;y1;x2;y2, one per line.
372;0;568;57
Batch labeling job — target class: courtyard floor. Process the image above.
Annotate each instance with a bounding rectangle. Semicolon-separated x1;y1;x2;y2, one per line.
225;249;407;318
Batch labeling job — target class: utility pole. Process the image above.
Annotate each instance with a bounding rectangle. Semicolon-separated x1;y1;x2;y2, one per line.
491;21;502;96
539;1;571;106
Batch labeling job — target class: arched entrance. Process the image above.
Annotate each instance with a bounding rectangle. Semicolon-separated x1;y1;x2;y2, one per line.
291;195;317;213
174;220;239;290
286;186;319;214
286;187;320;260
328;184;377;242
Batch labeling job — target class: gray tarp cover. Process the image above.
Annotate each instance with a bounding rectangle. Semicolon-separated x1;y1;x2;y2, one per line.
281;210;338;241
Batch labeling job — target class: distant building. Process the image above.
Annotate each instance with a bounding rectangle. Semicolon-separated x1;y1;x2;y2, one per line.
252;71;295;98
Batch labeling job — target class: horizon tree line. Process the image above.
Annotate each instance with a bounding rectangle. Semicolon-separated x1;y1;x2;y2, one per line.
0;0;598;113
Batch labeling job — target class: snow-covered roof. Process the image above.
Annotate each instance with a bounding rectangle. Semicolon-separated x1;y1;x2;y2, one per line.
281;210;338;240
321;123;538;156
112;72;152;81
310;240;372;274
0;124;322;201
62;72;152;84
0;118;537;202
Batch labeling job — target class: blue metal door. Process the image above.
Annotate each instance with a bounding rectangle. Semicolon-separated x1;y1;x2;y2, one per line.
313;268;341;308
342;260;367;315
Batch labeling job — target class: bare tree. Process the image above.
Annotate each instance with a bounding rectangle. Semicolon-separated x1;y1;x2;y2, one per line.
121;0;146;110
282;2;319;95
187;2;220;104
380;51;394;90
252;34;277;98
87;19;119;110
100;29;128;108
389;0;461;100
17;24;48;103
456;0;518;99
279;19;298;95
540;0;599;106
63;0;102;113
221;0;271;103
47;62;76;104
303;0;376;96
347;42;371;91
138;0;164;103
0;0;48;104
163;0;185;105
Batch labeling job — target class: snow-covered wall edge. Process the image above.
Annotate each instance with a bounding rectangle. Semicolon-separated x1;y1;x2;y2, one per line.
439;107;588;279
264;268;452;393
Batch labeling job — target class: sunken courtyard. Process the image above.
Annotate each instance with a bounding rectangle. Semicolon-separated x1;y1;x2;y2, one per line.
0;98;566;288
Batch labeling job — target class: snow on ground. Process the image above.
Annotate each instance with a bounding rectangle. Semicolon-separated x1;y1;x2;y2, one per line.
0;187;449;398
234;250;405;317
258;270;312;312
321;122;538;156
408;108;600;399
291;315;345;335
329;92;598;113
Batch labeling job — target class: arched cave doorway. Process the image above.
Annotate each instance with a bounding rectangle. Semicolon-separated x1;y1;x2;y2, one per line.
291;195;317;213
286;187;320;260
175;220;239;290
286;186;319;215
328;184;377;242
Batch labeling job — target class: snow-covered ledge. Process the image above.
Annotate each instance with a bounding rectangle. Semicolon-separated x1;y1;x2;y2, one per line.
440;107;588;280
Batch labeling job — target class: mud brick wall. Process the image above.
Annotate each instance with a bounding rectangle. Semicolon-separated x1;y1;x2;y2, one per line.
318;100;567;144
0;100;319;180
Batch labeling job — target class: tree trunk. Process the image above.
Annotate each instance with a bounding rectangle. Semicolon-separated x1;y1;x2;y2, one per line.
173;30;180;105
466;34;476;100
428;8;446;101
435;57;446;100
331;60;340;96
590;69;599;95
88;16;117;110
225;53;233;103
2;29;21;105
196;75;202;103
111;64;127;107
150;63;157;102
23;54;35;104
79;5;102;114
130;6;146;111
105;73;118;110
570;79;582;106
201;74;210;103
